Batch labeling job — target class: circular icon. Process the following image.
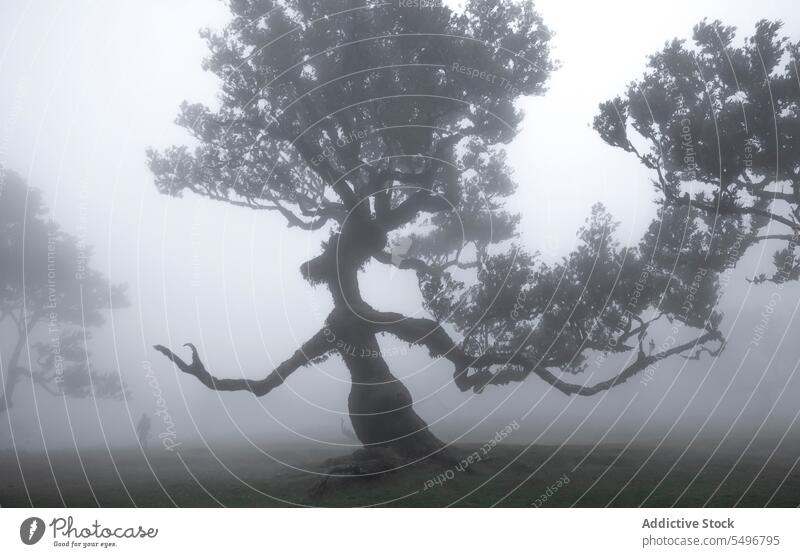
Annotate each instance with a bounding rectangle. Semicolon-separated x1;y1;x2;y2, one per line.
20;517;45;545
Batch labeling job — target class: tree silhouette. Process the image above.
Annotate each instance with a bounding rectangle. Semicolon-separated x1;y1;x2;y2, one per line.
150;0;723;460
595;19;800;285
0;169;129;416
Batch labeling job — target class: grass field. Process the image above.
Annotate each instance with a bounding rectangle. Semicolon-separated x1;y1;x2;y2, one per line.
1;442;798;507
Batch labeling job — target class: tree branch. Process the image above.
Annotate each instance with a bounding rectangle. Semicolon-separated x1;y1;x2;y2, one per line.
373;251;478;275
153;328;332;396
670;195;800;231
382;192;452;230
377;134;462;229
361;307;723;396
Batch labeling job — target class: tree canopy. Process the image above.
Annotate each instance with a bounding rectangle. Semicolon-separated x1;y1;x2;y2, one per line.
148;0;553;236
595;19;800;285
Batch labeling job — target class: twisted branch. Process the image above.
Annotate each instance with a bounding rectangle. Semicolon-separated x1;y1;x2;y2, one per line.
361;307;724;396
154;328;332;396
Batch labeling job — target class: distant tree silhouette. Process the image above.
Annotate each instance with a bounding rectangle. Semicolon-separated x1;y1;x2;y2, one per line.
595;19;800;285
150;1;723;460
0;169;128;416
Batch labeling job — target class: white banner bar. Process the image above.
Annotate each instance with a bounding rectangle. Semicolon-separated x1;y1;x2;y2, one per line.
1;508;797;556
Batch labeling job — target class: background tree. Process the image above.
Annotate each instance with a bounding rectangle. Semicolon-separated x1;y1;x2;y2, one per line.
594;19;800;284
150;0;723;461
0;169;129;416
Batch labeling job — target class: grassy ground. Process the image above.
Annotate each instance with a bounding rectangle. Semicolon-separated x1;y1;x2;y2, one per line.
1;442;798;507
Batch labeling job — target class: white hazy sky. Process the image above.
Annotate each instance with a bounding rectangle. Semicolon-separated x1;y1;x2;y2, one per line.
1;1;799;453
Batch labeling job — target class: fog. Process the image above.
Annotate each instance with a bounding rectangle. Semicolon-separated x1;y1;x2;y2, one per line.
1;0;799;466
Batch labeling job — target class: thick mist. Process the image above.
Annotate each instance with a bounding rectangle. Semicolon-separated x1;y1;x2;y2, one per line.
1;0;799;468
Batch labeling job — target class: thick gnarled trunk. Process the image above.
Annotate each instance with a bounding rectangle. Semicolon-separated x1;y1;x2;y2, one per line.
319;219;447;459
328;307;445;459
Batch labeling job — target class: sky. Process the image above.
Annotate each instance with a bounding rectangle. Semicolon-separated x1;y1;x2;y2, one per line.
1;0;799;458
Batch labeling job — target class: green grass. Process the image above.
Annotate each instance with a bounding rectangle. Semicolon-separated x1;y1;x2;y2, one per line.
1;442;797;507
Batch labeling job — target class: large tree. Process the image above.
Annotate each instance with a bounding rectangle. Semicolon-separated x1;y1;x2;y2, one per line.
0;169;128;416
595;19;800;285
150;0;723;460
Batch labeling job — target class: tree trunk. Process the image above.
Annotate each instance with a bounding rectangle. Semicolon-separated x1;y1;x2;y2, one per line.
0;371;19;416
0;334;26;416
315;221;448;460
329;307;446;459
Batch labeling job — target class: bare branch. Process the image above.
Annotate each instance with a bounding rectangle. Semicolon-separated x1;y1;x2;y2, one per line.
154;328;332;396
746;233;797;244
